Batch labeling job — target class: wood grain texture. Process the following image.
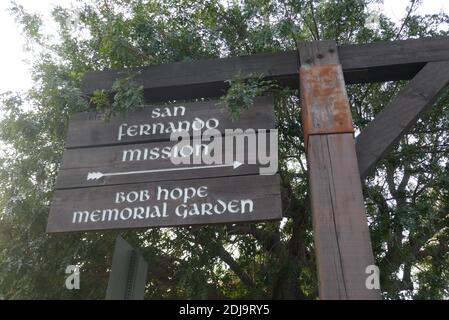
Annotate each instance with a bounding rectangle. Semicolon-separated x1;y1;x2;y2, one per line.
81;37;449;101
65;96;274;148
300;40;380;300
299;40;339;66
299;64;354;147
105;236;148;300
356;61;449;179
308;134;380;299
55;134;275;189
299;41;353;147
47;174;282;233
82;51;299;102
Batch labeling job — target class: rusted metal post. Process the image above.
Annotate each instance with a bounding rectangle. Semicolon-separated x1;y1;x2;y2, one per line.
299;40;381;300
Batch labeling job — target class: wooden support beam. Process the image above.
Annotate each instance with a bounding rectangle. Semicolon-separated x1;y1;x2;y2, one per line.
82;51;299;102
356;61;449;179
299;41;380;300
339;37;449;84
105;236;148;300
81;37;449;102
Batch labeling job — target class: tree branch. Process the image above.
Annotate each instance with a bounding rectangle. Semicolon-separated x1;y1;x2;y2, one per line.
189;231;257;292
217;245;257;290
308;0;321;41
395;0;417;40
227;224;286;258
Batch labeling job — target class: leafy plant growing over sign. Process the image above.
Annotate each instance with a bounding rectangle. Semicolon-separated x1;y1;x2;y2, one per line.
90;73;144;120
221;73;277;121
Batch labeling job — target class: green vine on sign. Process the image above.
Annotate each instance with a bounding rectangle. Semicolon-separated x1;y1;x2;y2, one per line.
90;72;144;120
221;73;277;121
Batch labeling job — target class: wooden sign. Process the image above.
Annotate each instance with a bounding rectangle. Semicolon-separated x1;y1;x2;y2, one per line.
47;96;282;233
47;175;281;233
55;138;271;189
65;96;274;148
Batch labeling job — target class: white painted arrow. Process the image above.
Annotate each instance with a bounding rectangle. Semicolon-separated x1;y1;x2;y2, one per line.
86;161;243;181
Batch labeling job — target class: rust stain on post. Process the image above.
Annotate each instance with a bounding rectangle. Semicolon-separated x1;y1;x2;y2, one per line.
300;64;354;148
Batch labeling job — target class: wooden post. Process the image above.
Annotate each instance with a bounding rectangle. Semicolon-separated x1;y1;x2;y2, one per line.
105;236;148;300
299;41;381;300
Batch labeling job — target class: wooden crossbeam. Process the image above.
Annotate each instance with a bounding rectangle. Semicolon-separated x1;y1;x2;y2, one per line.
299;41;380;300
356;61;449;179
81;37;449;102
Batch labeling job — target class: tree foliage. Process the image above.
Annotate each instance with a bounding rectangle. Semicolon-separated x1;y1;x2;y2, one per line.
0;0;448;299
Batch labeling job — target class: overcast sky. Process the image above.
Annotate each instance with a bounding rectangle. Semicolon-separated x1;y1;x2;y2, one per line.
0;0;448;95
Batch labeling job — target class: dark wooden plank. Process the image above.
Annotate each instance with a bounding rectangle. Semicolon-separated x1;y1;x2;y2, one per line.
82;51;299;102
105;236;148;300
300;40;380;300
65;96;274;148
356;61;449;179
81;37;449;101
339;36;449;72
308;134;380;299
46;174;282;233
56;133;276;189
299;49;353;147
299;40;340;66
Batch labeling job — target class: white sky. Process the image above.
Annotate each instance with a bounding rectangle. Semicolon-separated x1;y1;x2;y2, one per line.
0;0;448;95
0;0;73;94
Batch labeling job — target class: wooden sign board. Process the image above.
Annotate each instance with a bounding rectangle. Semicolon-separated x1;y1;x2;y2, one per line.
47;96;282;233
47;175;281;233
65;97;274;148
55;136;274;189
